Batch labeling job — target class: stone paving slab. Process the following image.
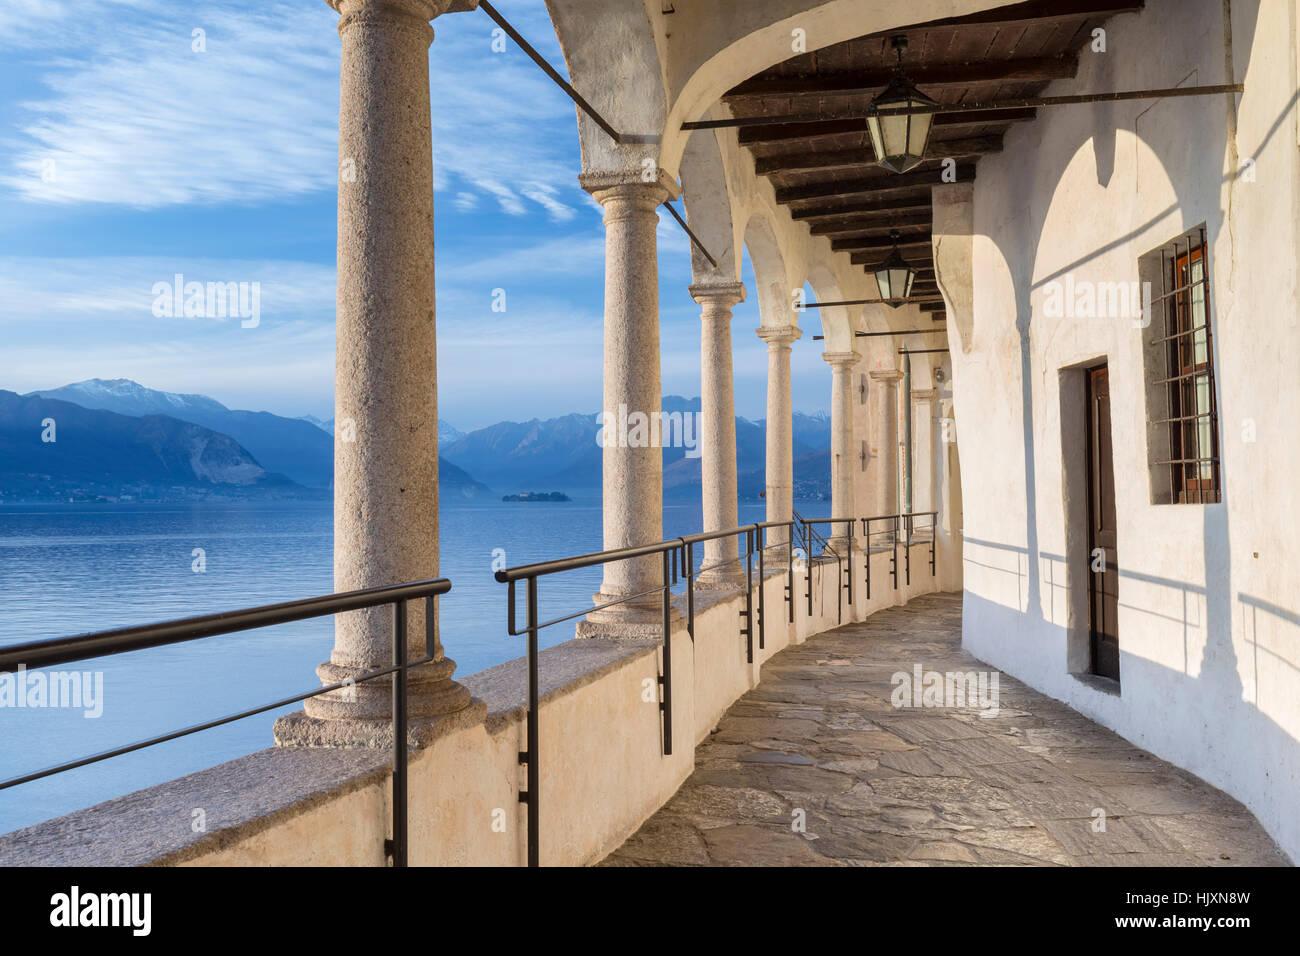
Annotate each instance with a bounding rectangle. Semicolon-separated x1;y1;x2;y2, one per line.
601;593;1289;867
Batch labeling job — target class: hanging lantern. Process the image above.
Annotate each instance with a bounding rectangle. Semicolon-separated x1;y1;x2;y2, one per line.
873;230;917;307
866;35;938;174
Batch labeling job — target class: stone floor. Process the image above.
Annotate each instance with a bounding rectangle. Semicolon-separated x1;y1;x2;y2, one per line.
601;593;1289;867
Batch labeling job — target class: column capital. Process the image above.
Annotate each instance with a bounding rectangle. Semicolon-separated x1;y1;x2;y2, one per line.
911;388;939;402
756;324;801;348
822;350;860;369
328;0;477;30
689;280;745;310
869;369;903;384
579;168;680;206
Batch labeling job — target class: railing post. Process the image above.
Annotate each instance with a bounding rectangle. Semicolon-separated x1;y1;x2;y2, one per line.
846;519;854;606
685;542;695;641
786;523;795;623
905;516;912;586
863;518;872;601
520;576;539;868
660;549;673;756
756;525;766;650
892;515;900;590
743;529;754;663
390;599;408;868
930;513;937;577
836;551;843;625
804;520;814;618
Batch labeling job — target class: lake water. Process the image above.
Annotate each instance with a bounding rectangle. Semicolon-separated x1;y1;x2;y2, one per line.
0;497;808;834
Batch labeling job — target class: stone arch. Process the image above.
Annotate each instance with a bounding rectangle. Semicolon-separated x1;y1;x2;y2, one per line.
678;129;740;283
657;0;1009;172
805;261;854;354
742;209;794;330
544;0;668;175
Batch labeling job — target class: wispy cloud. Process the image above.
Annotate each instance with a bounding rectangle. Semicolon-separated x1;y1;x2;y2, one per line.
0;256;336;323
2;0;587;219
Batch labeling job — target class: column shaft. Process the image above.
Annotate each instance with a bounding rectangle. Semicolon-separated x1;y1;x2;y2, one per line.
581;172;676;630
824;351;859;540
870;370;903;518
692;282;745;587
757;326;801;549
295;0;470;735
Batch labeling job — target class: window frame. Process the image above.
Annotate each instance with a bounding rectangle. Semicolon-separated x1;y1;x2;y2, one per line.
1144;226;1223;504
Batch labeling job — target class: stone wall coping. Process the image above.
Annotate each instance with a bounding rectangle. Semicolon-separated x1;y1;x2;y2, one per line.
0;637;672;866
0;745;393;867
0;587;768;866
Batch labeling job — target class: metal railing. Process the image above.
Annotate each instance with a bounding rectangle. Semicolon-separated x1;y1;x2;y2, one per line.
860;511;939;597
494;510;941;866
0;578;452;867
0;510;943;869
794;513;855;623
495;520;796;867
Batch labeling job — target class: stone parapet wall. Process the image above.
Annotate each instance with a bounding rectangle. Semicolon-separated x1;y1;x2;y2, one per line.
0;538;957;866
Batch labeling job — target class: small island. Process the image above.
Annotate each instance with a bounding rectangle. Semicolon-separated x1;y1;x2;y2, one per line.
502;491;571;502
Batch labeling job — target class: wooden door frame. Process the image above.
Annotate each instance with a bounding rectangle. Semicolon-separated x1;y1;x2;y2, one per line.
1085;363;1121;682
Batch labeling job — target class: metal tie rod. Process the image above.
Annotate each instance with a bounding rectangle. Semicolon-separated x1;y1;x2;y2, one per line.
477;0;719;269
812;328;946;342
683;85;1246;130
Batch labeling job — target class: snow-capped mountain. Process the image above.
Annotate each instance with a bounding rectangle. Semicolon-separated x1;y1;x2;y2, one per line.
22;379;490;497
28;379;333;489
31;378;230;420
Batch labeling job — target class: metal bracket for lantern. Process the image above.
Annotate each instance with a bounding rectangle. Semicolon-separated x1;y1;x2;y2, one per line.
865;35;938;174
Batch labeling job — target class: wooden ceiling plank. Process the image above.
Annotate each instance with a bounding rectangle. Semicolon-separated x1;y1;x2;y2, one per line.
889;0;1143;33
790;195;933;221
756;134;1002;175
776;164;975;204
725;55;1078;100
809;212;933;236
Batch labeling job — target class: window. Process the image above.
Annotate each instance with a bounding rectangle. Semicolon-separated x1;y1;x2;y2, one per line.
1141;226;1222;504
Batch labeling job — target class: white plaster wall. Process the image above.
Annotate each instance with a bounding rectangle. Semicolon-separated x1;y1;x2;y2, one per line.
950;0;1300;861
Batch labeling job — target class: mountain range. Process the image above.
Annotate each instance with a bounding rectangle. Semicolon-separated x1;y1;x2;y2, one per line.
439;396;831;499
3;379;832;502
0;390;307;501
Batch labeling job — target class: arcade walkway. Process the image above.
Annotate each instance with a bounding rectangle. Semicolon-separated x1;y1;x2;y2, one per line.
602;594;1288;867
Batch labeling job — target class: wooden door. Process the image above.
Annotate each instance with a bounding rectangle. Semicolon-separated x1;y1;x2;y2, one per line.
1087;365;1120;681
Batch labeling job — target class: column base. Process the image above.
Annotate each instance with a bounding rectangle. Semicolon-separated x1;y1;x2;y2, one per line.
577;591;683;640
298;656;472;722
695;564;747;591
273;697;485;750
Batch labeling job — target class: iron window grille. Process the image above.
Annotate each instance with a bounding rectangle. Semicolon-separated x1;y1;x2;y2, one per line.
1147;225;1222;503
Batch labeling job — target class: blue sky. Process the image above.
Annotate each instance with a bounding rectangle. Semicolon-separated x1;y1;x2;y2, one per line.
0;0;830;431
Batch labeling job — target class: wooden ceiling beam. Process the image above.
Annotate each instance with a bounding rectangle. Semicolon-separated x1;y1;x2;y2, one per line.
790;195;931;222
777;164;975;204
737;108;1035;146
756;135;1001;175
809;212;932;236
842;236;934;257
726;56;1077;101
894;0;1143;32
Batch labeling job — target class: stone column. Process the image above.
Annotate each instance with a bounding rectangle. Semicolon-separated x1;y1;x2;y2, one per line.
690;281;746;588
869;369;903;517
756;325;801;551
579;169;678;635
824;351;859;543
278;0;475;747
